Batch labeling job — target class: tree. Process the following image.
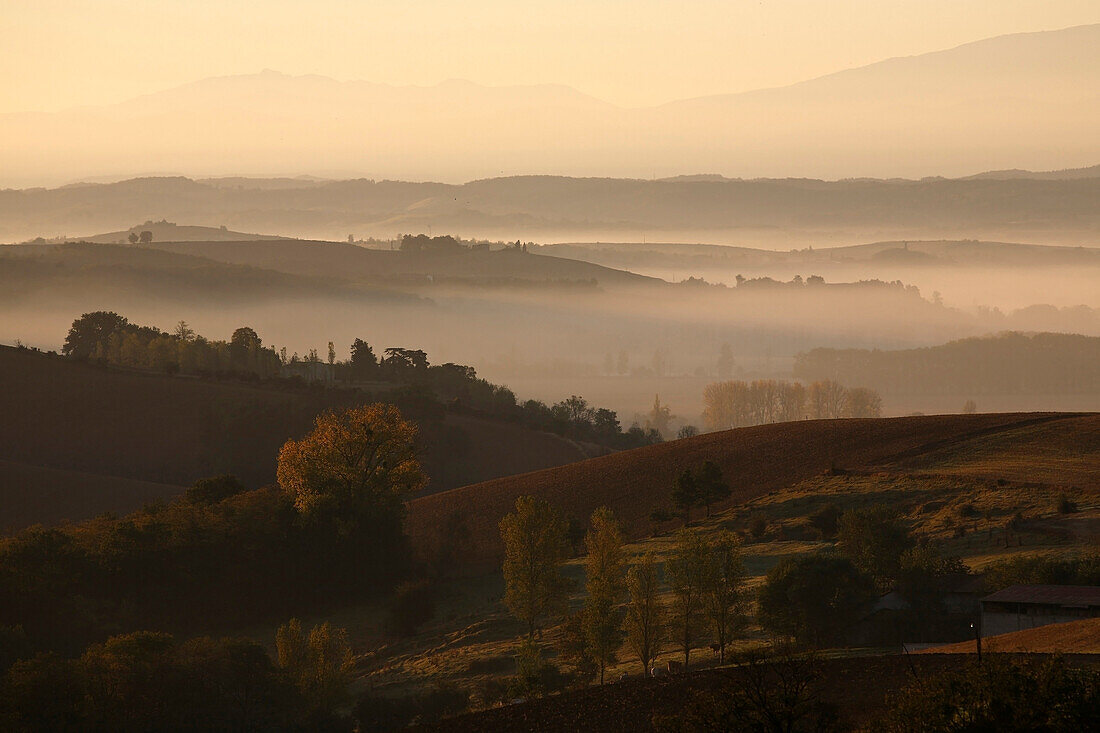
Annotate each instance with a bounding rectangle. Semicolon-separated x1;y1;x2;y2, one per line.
349;339;378;379
672;470;700;525
583;508;626;684
696;461;731;517
276;404;425;526
666;528;710;666
62;311;129;359
843;387;883;418
836;506;914;587
327;342;336;366
616;350;629;375
677;425;698;439
716;343;735;380
647;394;673;437
757;554;874;646
808;380;847;419
127;232;139;244
276;618;354;716
499;496;571;638
173;320;194;342
138;230;153;244
702;531;747;663
229;326;261;371
962;399;977;414
625;553;665;675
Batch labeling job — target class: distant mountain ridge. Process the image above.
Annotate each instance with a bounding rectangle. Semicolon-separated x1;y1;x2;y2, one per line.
1;24;1097;187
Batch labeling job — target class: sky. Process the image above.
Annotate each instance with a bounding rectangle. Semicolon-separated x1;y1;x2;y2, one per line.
2;0;1099;113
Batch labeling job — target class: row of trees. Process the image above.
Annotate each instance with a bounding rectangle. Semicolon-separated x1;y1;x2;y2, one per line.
702;378;882;431
500;498;750;690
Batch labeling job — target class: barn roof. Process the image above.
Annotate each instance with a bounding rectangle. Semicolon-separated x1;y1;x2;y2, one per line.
982;584;1100;607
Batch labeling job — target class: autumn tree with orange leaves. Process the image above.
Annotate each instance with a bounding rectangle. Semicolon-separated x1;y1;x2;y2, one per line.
277;404;426;542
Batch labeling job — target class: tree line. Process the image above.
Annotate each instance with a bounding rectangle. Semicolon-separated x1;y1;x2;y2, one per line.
702;378;882;431
794;332;1100;396
61;311;660;451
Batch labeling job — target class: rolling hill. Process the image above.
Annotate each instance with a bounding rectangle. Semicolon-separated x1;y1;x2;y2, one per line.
406;412;1100;566
0;346;600;532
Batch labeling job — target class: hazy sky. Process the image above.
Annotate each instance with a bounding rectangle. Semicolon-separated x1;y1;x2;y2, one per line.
2;0;1098;113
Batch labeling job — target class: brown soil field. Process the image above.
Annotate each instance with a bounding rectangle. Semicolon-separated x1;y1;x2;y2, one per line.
920;618;1100;655
0;346;594;531
407;412;1099;566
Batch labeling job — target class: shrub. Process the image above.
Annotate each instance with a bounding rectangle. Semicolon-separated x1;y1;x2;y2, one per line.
747;513;769;541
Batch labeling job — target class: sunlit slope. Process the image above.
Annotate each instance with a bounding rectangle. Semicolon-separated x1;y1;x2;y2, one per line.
407;413;1098;565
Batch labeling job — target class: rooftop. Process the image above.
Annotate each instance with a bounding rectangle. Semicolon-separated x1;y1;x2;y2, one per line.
982;584;1100;608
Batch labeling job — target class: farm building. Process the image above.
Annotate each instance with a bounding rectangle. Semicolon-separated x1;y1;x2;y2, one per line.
980;584;1100;637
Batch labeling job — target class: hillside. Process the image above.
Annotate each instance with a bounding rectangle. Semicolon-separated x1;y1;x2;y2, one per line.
921;618;1100;655
0;346;599;532
2;25;1098;187
406;412;1099;565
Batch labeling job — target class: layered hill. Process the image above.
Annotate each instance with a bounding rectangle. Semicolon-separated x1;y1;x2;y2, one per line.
3;175;1099;245
407;412;1100;565
0;346;598;532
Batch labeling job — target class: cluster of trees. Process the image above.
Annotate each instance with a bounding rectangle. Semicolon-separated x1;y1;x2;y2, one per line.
63;312;281;378
702;378;882;431
499;497;749;694
759;505;967;646
0;404;421;658
794;332;1100;396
